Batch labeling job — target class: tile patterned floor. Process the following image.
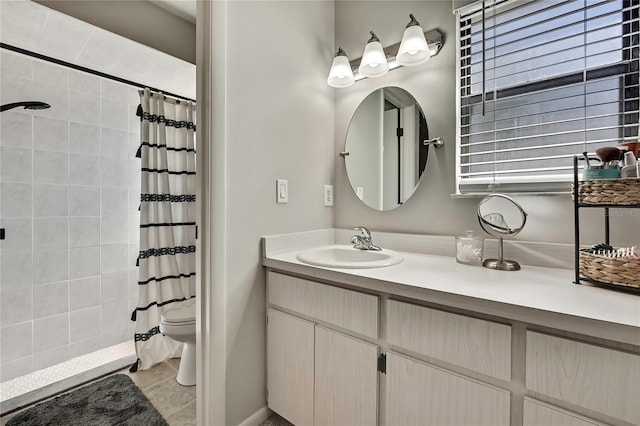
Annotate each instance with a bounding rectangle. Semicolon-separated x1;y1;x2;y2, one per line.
0;359;196;426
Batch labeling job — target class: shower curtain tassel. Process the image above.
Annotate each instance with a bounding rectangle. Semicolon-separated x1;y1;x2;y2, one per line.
136;104;143;119
135;145;142;158
136;256;140;267
129;358;140;373
131;309;137;321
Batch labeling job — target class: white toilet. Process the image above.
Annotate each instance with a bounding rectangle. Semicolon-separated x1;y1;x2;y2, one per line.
160;298;196;386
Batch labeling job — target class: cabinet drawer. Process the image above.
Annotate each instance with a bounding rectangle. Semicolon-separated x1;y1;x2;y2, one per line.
387;299;511;381
523;398;603;426
526;331;640;425
267;272;378;339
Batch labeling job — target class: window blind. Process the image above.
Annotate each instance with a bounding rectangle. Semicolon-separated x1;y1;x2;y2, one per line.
456;0;639;194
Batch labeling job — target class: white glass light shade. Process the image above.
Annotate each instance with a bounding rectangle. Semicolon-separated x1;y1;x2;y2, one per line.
396;25;431;66
327;55;354;88
358;41;389;77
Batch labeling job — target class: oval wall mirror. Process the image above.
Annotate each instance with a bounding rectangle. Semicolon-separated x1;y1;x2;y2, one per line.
344;87;429;211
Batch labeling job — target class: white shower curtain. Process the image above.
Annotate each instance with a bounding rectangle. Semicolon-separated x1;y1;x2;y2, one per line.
131;88;196;371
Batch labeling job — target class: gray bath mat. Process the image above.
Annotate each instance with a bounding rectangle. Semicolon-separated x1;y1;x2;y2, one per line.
6;374;168;426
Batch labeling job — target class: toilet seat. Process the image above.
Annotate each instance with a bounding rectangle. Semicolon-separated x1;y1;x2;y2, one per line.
161;299;196;325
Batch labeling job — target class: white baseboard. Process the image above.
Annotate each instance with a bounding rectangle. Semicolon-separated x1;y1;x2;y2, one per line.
238;406;271;426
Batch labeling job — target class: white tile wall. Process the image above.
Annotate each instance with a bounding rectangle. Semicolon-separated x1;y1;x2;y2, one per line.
1;51;32;78
101;216;128;245
33;314;69;353
69;185;100;217
101;187;129;216
70;306;101;343
1;51;143;381
1;147;32;183
33;346;69;371
0;288;33;327
101;244;129;274
33;116;68;152
33;60;69;88
33;184;68;217
32;83;68;121
101;98;128;130
69;123;100;155
33;151;69;184
1;183;33;218
100;271;129;304
70;154;101;186
101;128;129;159
69;90;100;126
0;111;33;148
68;246;101;279
33;250;68;285
1;322;33;363
69;277;101;311
0;218;32;254
33;218;68;251
0;356;33;382
0;254;33;291
69;217;100;248
0;74;33;105
68;337;101;358
101;157;129;188
33;281;69;319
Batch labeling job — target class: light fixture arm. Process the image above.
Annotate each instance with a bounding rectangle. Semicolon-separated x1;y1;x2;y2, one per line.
406;13;420;28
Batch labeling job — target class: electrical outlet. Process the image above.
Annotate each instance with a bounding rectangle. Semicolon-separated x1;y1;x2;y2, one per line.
276;179;288;204
324;185;334;206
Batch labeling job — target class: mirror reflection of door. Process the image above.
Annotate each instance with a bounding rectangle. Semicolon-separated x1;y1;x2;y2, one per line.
345;87;429;211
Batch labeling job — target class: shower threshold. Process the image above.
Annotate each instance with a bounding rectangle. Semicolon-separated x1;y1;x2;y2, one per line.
0;341;136;415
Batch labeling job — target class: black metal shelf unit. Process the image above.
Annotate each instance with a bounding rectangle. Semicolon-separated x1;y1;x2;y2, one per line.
572;156;640;292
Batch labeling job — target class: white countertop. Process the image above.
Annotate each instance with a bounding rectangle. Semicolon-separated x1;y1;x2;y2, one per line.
263;238;640;346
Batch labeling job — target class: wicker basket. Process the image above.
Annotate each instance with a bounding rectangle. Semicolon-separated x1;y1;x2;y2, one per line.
579;251;640;289
576;179;640;205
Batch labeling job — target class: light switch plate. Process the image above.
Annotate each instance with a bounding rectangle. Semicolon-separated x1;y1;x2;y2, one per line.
356;186;364;200
276;179;288;204
324;185;333;206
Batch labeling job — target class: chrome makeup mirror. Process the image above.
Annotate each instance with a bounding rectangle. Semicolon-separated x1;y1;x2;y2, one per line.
343;87;441;211
477;194;528;271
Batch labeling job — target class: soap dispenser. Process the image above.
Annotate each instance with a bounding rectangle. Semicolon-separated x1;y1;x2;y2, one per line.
455;231;484;265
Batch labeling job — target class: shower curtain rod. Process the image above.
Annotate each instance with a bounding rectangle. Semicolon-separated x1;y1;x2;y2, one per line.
0;43;196;103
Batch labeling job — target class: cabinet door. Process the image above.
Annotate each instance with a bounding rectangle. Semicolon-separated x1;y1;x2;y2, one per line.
386;352;510;426
523;398;603;426
526;331;640;425
314;326;378;426
267;309;315;426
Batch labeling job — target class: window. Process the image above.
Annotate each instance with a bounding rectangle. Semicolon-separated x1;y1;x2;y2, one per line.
456;0;639;194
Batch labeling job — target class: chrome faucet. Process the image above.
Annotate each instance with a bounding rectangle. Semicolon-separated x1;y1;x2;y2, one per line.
350;227;381;251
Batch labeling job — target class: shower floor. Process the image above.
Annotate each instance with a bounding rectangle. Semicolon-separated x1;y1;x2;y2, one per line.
0;341;136;414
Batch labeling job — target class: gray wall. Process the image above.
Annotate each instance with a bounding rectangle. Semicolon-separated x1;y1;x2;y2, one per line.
334;0;640;247
34;0;196;64
215;2;335;424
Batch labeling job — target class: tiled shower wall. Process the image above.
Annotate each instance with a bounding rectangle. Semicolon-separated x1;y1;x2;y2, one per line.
0;50;141;381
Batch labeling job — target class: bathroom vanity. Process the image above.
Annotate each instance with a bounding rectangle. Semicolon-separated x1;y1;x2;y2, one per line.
262;230;640;426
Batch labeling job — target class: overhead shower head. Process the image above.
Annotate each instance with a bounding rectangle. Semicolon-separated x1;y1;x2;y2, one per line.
0;101;51;112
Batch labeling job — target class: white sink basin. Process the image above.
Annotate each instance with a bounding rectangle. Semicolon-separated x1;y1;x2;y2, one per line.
296;244;403;269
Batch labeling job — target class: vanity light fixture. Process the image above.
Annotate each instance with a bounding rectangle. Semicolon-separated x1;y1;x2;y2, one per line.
396;14;431;66
358;31;389;78
327;14;443;88
327;47;355;88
